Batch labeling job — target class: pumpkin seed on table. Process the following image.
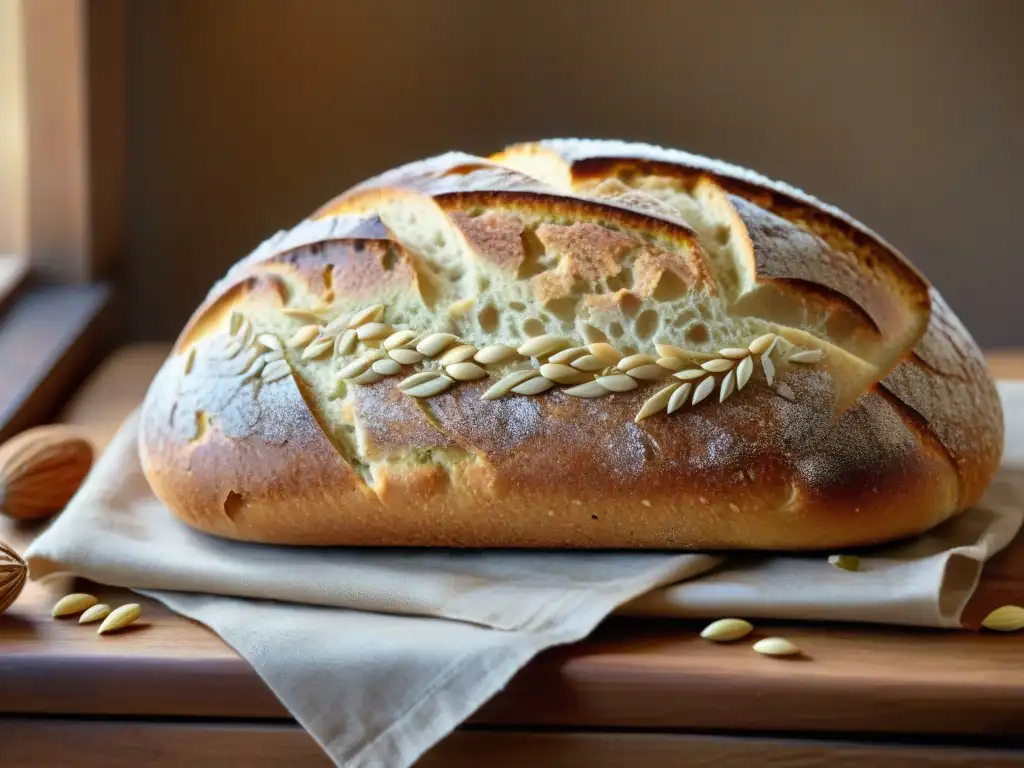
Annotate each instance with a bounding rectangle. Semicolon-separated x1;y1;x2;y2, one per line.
752;637;803;657
981;605;1024;632
700;618;754;643
828;554;861;572
97;603;142;635
79;604;112;624
51;593;98;617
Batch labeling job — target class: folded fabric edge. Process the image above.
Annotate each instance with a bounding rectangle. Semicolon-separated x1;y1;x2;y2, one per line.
138;576;659;768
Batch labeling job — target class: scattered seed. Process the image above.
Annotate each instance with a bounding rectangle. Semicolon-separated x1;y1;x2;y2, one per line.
301;340;333;360
371;358;403;376
828;554;861;572
701;358;735;373
347;304;385;327
357;322;393;341
261;359;291;382
222;337;243;359
322;314;351;336
417;332;459;358
79;604;112;624
675;369;705;381
228;311;244;336
656;356;684;371
287;325;320;348
719;369;736;402
334;329;358;356
539;363;590;385
667;382;693;414
563;380;611;398
98;603;142;635
475;344;519;365
240;354;268;382
482;369;540;399
389;348;424;365
184;347;196;374
52;593;98;618
752;637;802;657
789;349;825;364
762;352;776;386
439;345;478;366
736;355;754;390
399;371;442;391
255;334;283;352
578;323;606;344
336;356;373;380
351;368;385;385
692;375;715;405
518;334;571;358
571;354;606;372
748;333;777;356
635;384;679;422
654;343;688;359
627;364;668;381
587;342;623;365
512;375;556;395
718;348;749;360
447;297;475;316
238;317;255;345
595;374;639;393
383;329;420;350
617;354;657;372
981;605;1024;632
548;346;587;364
700;618;753;642
446;361;488;381
403;373;455;398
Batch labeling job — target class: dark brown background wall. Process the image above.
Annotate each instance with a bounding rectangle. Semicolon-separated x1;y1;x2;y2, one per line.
122;0;1023;347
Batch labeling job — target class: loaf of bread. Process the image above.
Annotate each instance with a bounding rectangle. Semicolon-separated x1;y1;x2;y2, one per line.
138;139;1003;550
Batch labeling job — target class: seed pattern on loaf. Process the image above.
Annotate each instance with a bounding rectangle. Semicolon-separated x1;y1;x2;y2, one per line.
213;299;825;423
143;138;1003;550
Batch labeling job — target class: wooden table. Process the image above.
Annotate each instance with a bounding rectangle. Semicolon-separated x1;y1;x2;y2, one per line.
2;346;1024;766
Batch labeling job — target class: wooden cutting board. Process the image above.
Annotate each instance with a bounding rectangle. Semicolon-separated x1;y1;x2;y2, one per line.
0;345;1022;742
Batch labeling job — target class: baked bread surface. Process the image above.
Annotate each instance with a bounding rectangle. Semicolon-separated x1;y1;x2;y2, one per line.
139;139;1003;549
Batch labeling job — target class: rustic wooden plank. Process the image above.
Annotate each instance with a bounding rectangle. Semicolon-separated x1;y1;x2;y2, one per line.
0;719;1020;767
0;346;1022;737
0;281;112;442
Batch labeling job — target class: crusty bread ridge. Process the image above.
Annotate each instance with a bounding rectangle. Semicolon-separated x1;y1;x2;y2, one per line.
138;139;1003;549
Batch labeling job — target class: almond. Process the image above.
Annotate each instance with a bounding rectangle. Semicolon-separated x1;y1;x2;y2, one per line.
0;541;27;615
0;425;94;521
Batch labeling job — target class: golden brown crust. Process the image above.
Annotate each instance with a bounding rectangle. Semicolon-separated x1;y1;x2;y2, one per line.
138;139;1003;550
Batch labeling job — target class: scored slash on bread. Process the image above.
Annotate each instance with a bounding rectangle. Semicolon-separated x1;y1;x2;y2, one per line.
138;139;1003;551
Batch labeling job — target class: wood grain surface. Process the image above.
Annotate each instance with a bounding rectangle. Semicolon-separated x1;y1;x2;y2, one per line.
2;719;1022;768
0;345;1022;743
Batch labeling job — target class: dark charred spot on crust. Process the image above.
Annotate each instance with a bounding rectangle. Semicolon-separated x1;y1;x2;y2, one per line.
191;410;209;442
223;490;244;520
380;244;399;271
